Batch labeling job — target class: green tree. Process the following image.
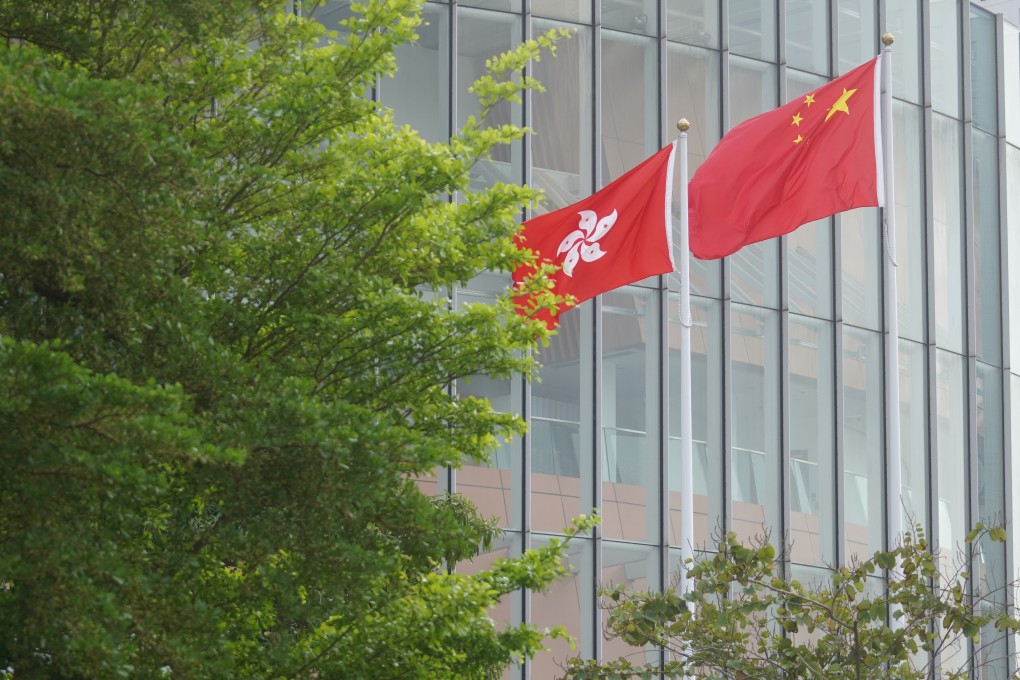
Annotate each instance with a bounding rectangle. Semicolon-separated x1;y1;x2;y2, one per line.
0;1;574;677
567;526;1018;679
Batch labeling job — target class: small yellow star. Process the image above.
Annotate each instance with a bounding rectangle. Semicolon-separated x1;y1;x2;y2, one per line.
803;94;815;106
793;134;803;144
825;87;858;121
791;112;803;126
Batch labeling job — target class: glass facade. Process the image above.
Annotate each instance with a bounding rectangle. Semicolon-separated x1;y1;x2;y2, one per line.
313;1;1020;676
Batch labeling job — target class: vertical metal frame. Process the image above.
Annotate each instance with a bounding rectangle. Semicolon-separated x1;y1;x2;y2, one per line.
719;0;734;539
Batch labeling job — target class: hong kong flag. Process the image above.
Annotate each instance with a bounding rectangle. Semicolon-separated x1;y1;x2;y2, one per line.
513;142;677;329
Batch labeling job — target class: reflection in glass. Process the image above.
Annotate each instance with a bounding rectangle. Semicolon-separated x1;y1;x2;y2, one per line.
530;536;594;675
973;129;1001;365
729;0;777;61
932;114;964;353
785;0;828;75
602;31;658;181
666;0;719;49
842;326;884;562
603;0;657;35
457;275;523;529
601;288;659;542
788;316;835;566
601;543;661;667
669;296;723;549
840;209;882;331
930;0;961;117
730;304;780;542
532;303;593;533
532;20;593;211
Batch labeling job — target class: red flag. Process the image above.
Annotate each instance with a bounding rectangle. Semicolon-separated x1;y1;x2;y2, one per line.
513;143;677;328
690;56;884;260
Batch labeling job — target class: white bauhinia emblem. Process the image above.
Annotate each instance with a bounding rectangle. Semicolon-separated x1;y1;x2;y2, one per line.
555;209;618;277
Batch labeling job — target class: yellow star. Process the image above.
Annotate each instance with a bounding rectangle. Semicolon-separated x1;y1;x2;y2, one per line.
793;134;803;144
803;94;815;106
791;112;803;126
825;87;858;121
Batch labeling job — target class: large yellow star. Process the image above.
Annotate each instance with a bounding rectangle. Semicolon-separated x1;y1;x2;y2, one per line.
791;112;803;126
803;94;815;106
825;87;858;121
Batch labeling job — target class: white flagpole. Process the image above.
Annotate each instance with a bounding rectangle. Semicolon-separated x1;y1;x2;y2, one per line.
676;119;695;596
880;34;902;552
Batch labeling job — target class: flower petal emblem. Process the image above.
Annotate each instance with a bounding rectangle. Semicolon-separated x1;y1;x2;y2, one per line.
555;209;617;277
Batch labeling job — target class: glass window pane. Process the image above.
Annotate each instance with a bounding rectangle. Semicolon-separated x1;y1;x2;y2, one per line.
787;71;833;319
788;315;835;566
457;285;523;530
842;326;884;562
1009;147;1020;370
532;20;593;211
530;536;594;674
893;101;926;341
930;0;961;118
932;114;965;353
898;339;927;534
457;8;522;190
602;31;659;181
729;0;777;61
785;0;828;75
730;304;781;543
603;0;657;35
532;303;594;533
669;295;724;549
533;0;591;23
666;43;722;299
728;56;779;308
840;209;882;331
935;350;967;566
970;7;997;134
460;0;521;11
667;0;720;49
602;287;660;542
602;543;661;666
1005;25;1020;146
836;0;877;75
381;3;449;144
973;129;1001;365
887;0;922;103
975;362;1006;672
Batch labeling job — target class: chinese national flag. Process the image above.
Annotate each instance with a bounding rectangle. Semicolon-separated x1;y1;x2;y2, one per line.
690;56;884;260
513;143;677;329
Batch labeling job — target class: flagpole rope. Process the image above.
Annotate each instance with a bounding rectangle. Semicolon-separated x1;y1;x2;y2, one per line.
882;214;898;268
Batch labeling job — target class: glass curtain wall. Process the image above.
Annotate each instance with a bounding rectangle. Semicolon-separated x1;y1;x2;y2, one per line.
308;0;1018;676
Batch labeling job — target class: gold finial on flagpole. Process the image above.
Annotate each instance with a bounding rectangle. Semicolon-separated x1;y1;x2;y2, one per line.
882;32;894;46
677;118;690;133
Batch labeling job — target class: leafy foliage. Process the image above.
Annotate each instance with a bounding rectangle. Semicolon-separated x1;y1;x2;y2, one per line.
567;526;1018;680
0;0;574;677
